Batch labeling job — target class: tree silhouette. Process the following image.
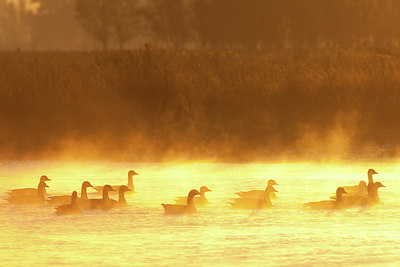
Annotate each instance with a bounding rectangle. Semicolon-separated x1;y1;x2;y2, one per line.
75;0;116;50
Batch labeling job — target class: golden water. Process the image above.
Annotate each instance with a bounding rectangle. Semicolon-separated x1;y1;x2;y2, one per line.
0;161;399;266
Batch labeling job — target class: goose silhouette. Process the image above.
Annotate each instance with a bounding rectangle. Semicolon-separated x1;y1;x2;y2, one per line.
337;169;377;195
55;191;82;216
6;180;49;204
306;187;348;210
174;186;212;205
109;185;132;208
8;175;51;196
235;179;278;200
162;189;200;215
48;181;94;206
89;184;116;210
94;170;138;195
230;184;278;209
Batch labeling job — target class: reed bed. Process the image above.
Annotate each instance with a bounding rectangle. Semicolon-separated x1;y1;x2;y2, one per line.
1;49;399;161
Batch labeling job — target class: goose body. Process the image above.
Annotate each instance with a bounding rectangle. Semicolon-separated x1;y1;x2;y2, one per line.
6;181;49;204
341;181;368;195
109;185;132;208
89;185;116;210
235;179;278;200
341;181;386;207
230;184;278;209
48;181;94;206
162;189;200;215
8;175;51;196
306;187;347;210
55;191;82;216
337;169;377;195
174;186;212;205
94;170;138;195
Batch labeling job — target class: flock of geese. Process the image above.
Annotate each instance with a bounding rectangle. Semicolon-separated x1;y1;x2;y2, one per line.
4;168;385;215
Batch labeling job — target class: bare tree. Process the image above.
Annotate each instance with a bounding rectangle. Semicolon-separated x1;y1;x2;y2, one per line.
146;0;192;49
75;0;116;50
113;0;141;50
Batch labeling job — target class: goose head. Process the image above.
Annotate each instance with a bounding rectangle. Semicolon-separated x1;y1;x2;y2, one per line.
128;170;139;177
336;187;347;196
40;175;51;182
266;185;278;193
103;184;115;193
199;186;212;194
374;182;385;189
368;169;378;176
268;179;278;186
82;181;94;188
358;181;367;188
71;191;78;200
119;185;132;193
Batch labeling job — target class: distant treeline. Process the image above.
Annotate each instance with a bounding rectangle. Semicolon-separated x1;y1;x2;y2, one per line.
3;0;400;51
1;49;400;161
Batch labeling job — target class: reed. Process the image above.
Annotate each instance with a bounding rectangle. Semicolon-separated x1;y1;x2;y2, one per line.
1;49;399;161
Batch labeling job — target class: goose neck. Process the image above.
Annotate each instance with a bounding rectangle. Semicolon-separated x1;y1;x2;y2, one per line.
81;184;88;200
119;190;127;204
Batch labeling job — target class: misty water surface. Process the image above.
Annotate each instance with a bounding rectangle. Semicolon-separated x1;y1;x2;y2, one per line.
0;161;399;266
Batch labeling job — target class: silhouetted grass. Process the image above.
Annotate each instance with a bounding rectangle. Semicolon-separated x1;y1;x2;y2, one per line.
1;49;399;161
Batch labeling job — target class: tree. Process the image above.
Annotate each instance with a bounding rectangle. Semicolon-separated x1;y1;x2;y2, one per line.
75;0;116;50
113;0;141;50
146;0;192;49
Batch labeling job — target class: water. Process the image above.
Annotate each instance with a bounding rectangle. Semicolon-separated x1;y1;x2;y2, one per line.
0;161;399;266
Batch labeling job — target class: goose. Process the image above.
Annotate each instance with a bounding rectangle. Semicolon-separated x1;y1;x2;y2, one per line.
174;186;212;205
94;170;138;195
341;181;368;195
6;180;49;204
305;187;347;210
109;185;132;208
8;175;51;196
89;184;116;210
229;184;278;209
162;189;200;215
368;181;385;204
55;191;82;216
235;179;278;200
329;181;367;200
47;181;94;206
338;169;377;195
